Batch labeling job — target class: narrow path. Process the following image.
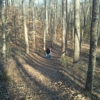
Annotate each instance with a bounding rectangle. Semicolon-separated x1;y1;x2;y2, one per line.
6;45;94;100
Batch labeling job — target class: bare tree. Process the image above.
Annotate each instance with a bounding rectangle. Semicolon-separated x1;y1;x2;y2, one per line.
85;0;99;93
54;0;57;44
62;0;67;57
73;0;80;64
32;0;36;49
81;0;90;42
43;0;46;50
48;0;53;47
22;0;29;54
97;1;100;44
2;0;7;58
0;0;3;19
29;0;36;49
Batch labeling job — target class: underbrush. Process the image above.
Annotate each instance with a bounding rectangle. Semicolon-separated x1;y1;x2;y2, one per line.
0;60;11;82
0;70;11;82
59;56;68;67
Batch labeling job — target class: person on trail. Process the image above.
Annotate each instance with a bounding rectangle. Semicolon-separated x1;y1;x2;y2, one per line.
45;47;51;59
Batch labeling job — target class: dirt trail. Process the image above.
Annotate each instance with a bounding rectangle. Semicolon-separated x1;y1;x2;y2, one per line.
5;44;99;100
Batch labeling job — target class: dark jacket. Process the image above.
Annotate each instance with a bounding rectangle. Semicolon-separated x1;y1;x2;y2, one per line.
46;48;50;54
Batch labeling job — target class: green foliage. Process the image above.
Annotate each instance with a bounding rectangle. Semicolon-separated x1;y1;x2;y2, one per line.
59;56;68;67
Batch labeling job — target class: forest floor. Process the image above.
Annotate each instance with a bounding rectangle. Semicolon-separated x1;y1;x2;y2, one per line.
0;42;100;100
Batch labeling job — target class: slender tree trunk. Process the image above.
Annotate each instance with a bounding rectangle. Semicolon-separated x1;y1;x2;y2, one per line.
73;0;80;63
81;0;89;44
70;3;74;46
2;0;6;58
81;0;86;43
89;0;92;22
72;26;74;46
32;0;35;49
54;1;57;44
85;0;99;93
49;0;51;33
38;0;40;20
29;0;35;49
22;0;29;54
13;7;17;43
97;3;100;42
71;0;75;47
49;0;54;48
66;0;68;53
62;0;67;57
43;0;46;50
0;0;2;19
46;1;48;35
51;1;55;48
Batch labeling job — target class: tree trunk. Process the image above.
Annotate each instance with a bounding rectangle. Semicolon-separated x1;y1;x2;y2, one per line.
13;7;17;43
22;0;29;54
46;0;48;35
97;3;100;44
66;0;68;54
73;0;80;63
54;1;57;44
85;0;99;93
32;1;35;49
0;0;3;18
43;0;46;50
2;0;6;59
29;0;35;49
62;0;67;57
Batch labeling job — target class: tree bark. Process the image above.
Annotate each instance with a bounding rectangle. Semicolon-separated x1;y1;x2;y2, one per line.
85;0;99;93
0;0;3;18
73;0;80;63
32;0;36;49
2;0;6;58
43;0;46;50
62;0;67;57
29;0;35;49
22;0;29;54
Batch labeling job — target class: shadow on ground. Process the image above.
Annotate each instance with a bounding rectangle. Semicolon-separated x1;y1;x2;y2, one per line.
5;43;100;100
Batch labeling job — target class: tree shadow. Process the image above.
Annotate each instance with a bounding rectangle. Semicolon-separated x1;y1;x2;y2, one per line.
18;52;87;97
0;61;9;100
11;54;62;100
93;72;100;97
22;53;98;99
8;45;99;99
66;48;74;58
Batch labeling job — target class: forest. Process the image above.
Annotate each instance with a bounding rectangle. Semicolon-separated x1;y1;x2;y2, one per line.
0;0;100;100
